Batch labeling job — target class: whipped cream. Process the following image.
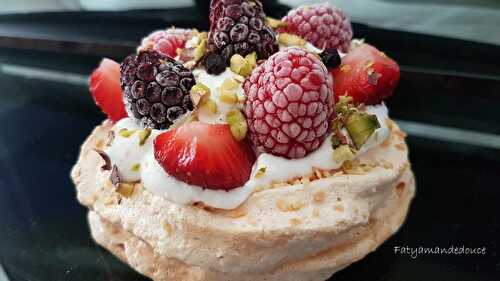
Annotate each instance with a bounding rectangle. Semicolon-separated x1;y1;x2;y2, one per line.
105;40;389;209
105;103;389;210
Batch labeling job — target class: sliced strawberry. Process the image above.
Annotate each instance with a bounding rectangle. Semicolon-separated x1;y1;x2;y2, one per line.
331;43;400;105
89;58;128;122
154;122;256;191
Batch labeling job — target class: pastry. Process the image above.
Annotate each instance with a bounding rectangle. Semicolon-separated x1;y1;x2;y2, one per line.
71;2;415;280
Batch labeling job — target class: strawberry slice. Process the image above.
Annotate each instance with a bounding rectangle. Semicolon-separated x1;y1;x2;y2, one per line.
154;122;256;191
89;58;128;122
331;43;400;105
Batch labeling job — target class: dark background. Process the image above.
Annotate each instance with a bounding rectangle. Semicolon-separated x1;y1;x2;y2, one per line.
0;2;499;281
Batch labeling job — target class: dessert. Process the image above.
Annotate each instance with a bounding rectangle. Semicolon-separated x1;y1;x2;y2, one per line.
71;2;415;280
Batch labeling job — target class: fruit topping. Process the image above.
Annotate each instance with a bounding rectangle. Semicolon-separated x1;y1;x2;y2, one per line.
120;50;196;129
89;58;128;122
140;28;193;58
243;47;334;159
331;43;400;105
319;50;341;69
154;122;256;190
204;0;279;74
279;3;353;52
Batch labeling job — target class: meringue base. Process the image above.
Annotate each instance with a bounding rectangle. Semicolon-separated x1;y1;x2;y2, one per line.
87;170;414;281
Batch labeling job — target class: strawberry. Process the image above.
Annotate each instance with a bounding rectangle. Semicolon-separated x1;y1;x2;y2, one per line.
89;58;128;122
331;43;400;105
154;122;256;191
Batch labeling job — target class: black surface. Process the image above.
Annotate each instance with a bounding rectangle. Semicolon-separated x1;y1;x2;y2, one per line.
1;6;500;281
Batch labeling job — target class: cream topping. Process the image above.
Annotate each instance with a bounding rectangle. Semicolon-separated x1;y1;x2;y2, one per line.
105;102;389;210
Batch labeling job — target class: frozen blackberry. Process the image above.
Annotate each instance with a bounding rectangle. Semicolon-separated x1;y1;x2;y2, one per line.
204;0;279;74
120;50;195;129
319;50;341;69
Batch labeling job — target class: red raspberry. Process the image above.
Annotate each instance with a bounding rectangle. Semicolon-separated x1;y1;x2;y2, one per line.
243;47;334;159
140;28;192;58
280;3;353;53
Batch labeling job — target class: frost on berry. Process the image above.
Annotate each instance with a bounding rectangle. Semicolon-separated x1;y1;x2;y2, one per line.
120;50;195;129
280;3;352;53
205;0;279;74
243;47;334;159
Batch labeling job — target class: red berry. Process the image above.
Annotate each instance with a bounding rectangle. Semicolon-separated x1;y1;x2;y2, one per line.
331;43;400;105
280;3;352;53
243;47;334;159
154;122;256;191
140;28;192;58
89;58;128;122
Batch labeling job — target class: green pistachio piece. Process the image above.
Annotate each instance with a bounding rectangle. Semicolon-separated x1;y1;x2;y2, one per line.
345;112;380;149
138;128;152;146
332;145;356;163
226;109;248;141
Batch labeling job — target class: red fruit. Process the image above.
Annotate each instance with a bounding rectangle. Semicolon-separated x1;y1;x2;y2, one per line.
243;47;334;159
280;3;352;53
331;43;400;105
154;122;256;191
89;58;128;122
140;28;192;58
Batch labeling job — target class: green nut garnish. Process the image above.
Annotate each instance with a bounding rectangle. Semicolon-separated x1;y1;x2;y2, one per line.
278;33;306;47
267;17;288;29
131;163;140;172
345;112;380;149
138;128;152;146
332;145;356;163
255;166;267;179
230;54;253;77
226;109;248;141
190;82;211;107
119;128;137;138
200;99;218;114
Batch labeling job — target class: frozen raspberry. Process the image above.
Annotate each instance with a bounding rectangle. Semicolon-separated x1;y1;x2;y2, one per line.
280;3;353;53
120;50;195;129
204;0;279;74
243;47;335;159
140;28;193;58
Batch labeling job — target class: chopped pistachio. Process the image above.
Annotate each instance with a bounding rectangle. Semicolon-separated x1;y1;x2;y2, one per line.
200;99;218;114
331;134;342;149
278;33;306;47
219;88;238;104
116;183;135;198
226;109;248;141
138;128;152;146
255;166;267;179
333;145;356;163
221;77;240;91
190;82;211;107
245;52;257;69
267;17;288;29
119;128;137;138
335;95;354;115
345;112;380;149
193;38;207;63
230;54;253;76
131;163;140;172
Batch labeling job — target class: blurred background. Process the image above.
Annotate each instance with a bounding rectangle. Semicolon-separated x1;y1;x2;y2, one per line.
0;1;499;281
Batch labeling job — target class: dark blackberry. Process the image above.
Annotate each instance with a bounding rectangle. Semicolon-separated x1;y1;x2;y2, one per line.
120;50;195;129
319;50;342;69
204;0;279;74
